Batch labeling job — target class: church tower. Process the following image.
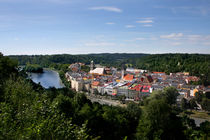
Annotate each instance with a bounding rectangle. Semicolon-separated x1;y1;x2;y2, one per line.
90;60;94;71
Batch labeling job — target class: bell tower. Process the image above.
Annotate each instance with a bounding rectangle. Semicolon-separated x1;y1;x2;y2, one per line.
90;60;94;71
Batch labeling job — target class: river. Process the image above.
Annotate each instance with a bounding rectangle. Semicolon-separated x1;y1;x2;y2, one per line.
28;69;65;89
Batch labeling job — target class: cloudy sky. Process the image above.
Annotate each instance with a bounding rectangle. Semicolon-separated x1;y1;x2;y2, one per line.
0;0;210;55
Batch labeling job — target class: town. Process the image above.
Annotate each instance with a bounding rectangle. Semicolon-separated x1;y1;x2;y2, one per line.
65;61;209;104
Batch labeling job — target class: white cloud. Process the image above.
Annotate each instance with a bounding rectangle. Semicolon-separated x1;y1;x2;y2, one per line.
160;33;183;39
136;20;153;23
125;25;135;28
106;22;115;25
89;6;122;13
137;19;154;27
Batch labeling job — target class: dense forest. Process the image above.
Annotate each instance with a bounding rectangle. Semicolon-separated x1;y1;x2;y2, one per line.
24;63;43;73
1;53;209;139
9;53;147;68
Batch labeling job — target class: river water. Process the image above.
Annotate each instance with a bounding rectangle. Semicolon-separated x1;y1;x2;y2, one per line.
28;69;65;89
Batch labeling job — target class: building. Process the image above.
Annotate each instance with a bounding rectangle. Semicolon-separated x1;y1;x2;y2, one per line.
69;63;81;72
90;68;105;75
123;74;134;81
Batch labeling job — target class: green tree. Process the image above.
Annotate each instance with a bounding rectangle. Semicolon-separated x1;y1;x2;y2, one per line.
195;92;204;103
189;98;197;110
200;121;210;139
163;87;179;105
127;102;141;120
181;98;188;110
201;98;210;111
136;99;185;140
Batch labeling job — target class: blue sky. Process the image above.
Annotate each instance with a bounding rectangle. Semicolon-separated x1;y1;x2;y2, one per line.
0;0;210;55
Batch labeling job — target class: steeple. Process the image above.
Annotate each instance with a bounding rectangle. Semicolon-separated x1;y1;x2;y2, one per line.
90;60;94;71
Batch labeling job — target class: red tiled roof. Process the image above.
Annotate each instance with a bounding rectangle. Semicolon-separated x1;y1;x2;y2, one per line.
153;72;165;74
142;85;151;93
123;74;134;81
130;84;143;91
135;85;143;91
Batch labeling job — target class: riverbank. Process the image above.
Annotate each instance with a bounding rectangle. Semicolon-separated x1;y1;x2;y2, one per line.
25;64;43;73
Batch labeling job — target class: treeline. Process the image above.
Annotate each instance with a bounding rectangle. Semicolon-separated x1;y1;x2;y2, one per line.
10;53;210;73
24;63;43;73
9;53;147;68
127;53;209;74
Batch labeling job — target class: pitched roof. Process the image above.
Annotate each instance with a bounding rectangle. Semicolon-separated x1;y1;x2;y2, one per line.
123;74;134;81
153;72;165;74
130;84;143;91
90;68;105;75
142;85;151;93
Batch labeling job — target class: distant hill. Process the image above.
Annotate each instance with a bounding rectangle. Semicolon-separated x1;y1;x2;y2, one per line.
9;53;148;67
127;53;209;73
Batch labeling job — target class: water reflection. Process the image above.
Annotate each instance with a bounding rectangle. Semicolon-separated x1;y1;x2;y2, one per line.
28;69;65;89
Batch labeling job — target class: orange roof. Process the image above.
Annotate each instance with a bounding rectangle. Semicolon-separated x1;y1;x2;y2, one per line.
153;72;165;74
123;74;134;81
92;81;100;86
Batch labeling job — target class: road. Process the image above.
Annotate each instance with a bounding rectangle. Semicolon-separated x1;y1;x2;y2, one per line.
190;117;208;126
86;95;126;107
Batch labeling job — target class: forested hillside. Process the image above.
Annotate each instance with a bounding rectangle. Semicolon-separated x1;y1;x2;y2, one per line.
9;53;147;68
